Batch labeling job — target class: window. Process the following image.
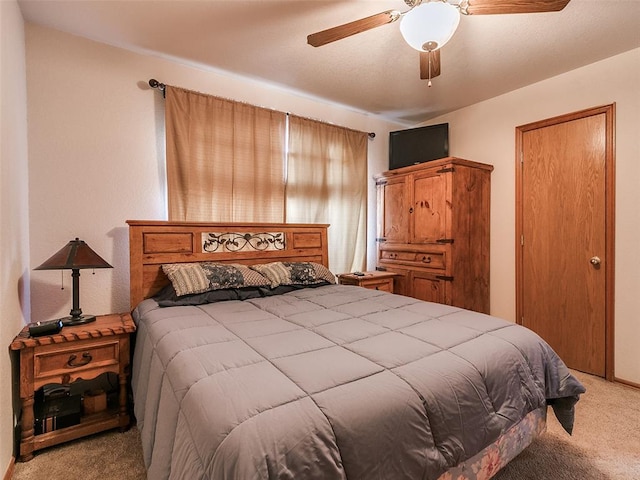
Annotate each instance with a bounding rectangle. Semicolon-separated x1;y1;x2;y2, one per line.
165;86;367;273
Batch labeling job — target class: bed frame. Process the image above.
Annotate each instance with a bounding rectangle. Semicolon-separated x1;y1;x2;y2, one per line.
127;220;330;309
127;220;548;480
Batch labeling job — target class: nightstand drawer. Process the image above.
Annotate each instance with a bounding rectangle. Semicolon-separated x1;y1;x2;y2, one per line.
337;271;399;294
366;280;393;292
34;340;120;381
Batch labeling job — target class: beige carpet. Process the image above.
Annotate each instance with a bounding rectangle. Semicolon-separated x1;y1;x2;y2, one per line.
494;371;640;480
11;427;146;480
12;371;640;480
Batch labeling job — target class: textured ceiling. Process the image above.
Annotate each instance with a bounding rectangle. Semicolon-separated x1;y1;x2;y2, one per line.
18;0;640;125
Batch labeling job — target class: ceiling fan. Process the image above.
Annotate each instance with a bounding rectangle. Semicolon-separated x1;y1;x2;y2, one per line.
307;0;571;86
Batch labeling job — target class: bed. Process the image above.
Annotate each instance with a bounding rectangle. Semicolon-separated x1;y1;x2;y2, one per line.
128;220;585;480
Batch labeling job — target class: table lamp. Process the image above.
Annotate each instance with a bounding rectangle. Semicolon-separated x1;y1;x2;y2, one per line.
35;238;113;326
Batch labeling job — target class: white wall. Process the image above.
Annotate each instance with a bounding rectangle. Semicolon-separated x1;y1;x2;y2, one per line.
423;48;640;385
22;24;640;388
25;25;402;322
0;0;31;471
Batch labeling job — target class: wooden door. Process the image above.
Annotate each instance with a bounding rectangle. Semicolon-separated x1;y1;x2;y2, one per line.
516;105;615;379
377;176;409;244
411;169;449;243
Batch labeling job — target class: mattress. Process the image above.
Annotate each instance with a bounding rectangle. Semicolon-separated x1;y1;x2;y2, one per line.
131;284;584;479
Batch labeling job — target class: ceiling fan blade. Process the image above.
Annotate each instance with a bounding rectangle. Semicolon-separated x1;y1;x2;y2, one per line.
420;51;441;80
307;10;399;47
466;0;571;15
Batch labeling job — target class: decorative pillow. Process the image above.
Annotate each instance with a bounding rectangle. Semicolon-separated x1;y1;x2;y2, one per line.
161;262;270;296
250;262;335;288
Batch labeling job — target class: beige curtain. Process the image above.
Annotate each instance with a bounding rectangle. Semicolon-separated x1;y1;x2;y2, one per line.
286;115;368;274
165;86;286;222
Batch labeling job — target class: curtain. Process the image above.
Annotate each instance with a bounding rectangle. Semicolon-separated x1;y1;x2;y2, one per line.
286;115;368;274
165;86;287;222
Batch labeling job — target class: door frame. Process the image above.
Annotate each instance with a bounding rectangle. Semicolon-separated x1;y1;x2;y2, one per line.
515;104;616;380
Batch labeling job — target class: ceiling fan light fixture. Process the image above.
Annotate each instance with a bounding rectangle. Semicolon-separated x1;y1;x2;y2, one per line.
400;1;460;52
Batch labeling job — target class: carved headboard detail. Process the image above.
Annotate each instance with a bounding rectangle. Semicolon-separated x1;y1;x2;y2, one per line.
127;220;330;310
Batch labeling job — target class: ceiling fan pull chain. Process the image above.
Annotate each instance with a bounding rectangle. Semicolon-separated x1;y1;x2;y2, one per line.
428;51;433;87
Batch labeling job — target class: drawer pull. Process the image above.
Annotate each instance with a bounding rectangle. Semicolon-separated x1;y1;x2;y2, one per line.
67;352;92;368
422;256;432;263
435;275;454;281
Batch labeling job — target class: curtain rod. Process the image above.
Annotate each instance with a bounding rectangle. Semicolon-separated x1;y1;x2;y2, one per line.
148;79;376;139
149;78;166;91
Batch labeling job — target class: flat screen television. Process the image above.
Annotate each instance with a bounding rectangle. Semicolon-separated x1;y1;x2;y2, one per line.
389;123;449;170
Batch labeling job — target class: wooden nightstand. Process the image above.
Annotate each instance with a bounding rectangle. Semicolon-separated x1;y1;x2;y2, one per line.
337;271;399;293
10;313;136;461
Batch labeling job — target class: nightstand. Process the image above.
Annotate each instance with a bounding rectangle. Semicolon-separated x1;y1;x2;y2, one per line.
337;271;399;293
10;313;136;461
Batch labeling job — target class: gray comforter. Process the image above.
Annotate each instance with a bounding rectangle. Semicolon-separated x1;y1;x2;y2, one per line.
131;284;585;480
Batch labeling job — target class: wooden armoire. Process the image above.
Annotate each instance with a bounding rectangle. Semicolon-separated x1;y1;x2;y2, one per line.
375;157;493;314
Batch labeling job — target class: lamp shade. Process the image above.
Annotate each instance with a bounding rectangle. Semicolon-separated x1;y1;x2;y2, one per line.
400;1;460;52
35;238;112;270
35;238;112;327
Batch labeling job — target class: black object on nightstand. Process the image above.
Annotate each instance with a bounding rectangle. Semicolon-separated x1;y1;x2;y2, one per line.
34;384;81;434
28;319;63;337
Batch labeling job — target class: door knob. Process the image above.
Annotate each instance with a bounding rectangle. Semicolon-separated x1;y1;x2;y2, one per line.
590;256;601;266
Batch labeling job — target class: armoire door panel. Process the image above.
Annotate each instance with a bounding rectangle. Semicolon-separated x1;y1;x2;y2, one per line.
410;271;447;304
378;177;409;243
377;265;410;296
411;172;448;243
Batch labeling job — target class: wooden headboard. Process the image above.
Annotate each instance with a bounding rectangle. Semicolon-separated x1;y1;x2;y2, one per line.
127;220;330;310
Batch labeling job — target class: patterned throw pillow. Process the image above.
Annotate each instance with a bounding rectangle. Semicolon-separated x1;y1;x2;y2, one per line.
162;262;270;297
250;262;335;288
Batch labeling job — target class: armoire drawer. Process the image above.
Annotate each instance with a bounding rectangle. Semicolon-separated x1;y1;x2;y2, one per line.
379;250;446;270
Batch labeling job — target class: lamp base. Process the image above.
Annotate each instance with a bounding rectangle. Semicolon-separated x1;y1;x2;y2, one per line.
60;315;96;327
